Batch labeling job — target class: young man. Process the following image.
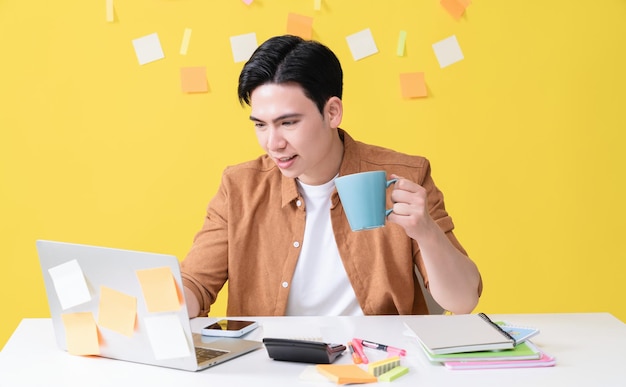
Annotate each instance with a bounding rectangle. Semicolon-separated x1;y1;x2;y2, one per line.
181;35;482;318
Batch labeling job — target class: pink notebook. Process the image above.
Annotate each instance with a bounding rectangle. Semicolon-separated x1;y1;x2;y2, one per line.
444;351;556;370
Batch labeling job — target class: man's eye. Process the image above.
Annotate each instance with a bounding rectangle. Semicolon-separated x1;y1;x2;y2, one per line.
254;122;266;129
282;121;296;126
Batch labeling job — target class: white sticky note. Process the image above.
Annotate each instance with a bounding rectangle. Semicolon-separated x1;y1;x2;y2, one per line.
230;32;258;63
180;28;192;55
143;315;191;360
346;28;378;61
432;35;464;68
132;32;165;65
48;260;91;310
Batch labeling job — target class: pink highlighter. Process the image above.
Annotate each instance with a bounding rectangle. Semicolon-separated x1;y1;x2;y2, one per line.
357;338;407;357
351;338;369;364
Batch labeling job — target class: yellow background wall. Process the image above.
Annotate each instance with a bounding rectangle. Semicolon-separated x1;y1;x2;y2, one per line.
1;1;625;349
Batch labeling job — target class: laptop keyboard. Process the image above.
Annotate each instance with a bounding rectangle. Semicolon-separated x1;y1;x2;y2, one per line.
195;347;228;363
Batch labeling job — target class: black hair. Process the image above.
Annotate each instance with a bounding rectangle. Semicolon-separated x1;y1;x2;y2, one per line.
237;35;343;115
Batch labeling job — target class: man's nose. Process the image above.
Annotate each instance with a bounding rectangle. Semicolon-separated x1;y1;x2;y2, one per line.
267;128;286;151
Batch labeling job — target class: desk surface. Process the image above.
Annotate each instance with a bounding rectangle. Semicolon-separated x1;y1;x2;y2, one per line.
1;313;625;386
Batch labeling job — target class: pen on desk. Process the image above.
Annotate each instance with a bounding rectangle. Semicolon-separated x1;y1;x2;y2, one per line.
356;338;407;357
351;338;369;364
347;342;362;364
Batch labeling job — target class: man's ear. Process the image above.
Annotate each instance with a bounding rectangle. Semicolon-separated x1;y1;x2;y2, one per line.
325;96;343;128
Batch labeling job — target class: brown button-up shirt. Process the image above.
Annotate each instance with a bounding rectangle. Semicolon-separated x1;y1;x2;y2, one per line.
181;129;471;316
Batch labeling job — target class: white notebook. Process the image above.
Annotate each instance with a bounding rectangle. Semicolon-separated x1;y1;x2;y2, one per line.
404;313;517;355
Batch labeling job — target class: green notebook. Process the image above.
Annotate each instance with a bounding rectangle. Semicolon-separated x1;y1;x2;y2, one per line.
422;341;542;363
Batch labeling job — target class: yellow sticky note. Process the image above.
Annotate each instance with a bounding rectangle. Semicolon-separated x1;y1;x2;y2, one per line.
62;312;100;356
397;31;407;57
97;286;137;337
317;364;377;384
180;28;192;55
314;0;322;11
180;67;208;93
287;13;313;40
440;0;467;20
136;267;182;312
105;0;114;22
400;72;427;98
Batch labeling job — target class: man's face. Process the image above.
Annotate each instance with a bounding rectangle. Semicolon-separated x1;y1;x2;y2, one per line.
249;83;341;185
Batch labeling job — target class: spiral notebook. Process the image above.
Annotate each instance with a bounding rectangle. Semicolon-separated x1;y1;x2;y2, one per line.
404;313;520;355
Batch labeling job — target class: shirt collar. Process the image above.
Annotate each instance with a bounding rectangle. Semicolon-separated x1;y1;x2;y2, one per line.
280;128;360;207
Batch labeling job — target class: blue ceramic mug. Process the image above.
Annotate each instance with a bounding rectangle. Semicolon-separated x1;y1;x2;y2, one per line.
335;171;397;231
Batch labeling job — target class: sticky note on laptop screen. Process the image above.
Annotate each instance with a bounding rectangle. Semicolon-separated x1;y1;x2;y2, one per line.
48;259;92;310
97;286;137;337
143;315;191;360
136;267;182;312
62;312;100;355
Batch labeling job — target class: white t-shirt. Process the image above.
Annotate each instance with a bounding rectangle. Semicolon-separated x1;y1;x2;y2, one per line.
285;177;364;316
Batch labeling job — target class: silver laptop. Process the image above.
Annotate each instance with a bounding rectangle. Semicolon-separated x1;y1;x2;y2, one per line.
36;240;262;372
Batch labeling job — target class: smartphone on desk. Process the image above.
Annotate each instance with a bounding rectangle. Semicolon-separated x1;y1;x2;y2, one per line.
201;319;259;337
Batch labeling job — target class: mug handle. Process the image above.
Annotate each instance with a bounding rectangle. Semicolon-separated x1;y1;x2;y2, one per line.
385;178;398;217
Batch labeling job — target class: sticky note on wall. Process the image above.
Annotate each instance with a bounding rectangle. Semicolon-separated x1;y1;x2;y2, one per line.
230;32;258;63
432;35;464;68
97;286;137;337
136;267;182;312
287;13;314;39
440;0;469;20
346;28;378;61
180;67;208;93
399;72;427;98
48;259;91;310
132;32;165;65
62;312;100;355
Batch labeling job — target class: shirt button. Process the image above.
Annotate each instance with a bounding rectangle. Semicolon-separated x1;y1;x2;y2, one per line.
293;241;300;248
282;281;289;288
296;200;302;207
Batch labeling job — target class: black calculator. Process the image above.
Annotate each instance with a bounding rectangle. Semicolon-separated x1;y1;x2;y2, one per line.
262;338;346;364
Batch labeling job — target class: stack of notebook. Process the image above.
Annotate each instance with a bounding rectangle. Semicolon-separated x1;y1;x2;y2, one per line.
404;313;556;370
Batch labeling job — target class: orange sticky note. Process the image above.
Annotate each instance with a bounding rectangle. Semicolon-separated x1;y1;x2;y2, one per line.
399;72;427;98
136;267;182;312
440;0;467;20
287;13;313;40
180;67;208;93
62;312;100;356
97;286;137;337
316;364;377;384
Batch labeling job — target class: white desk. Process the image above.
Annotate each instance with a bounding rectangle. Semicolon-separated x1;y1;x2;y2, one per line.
1;313;625;386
